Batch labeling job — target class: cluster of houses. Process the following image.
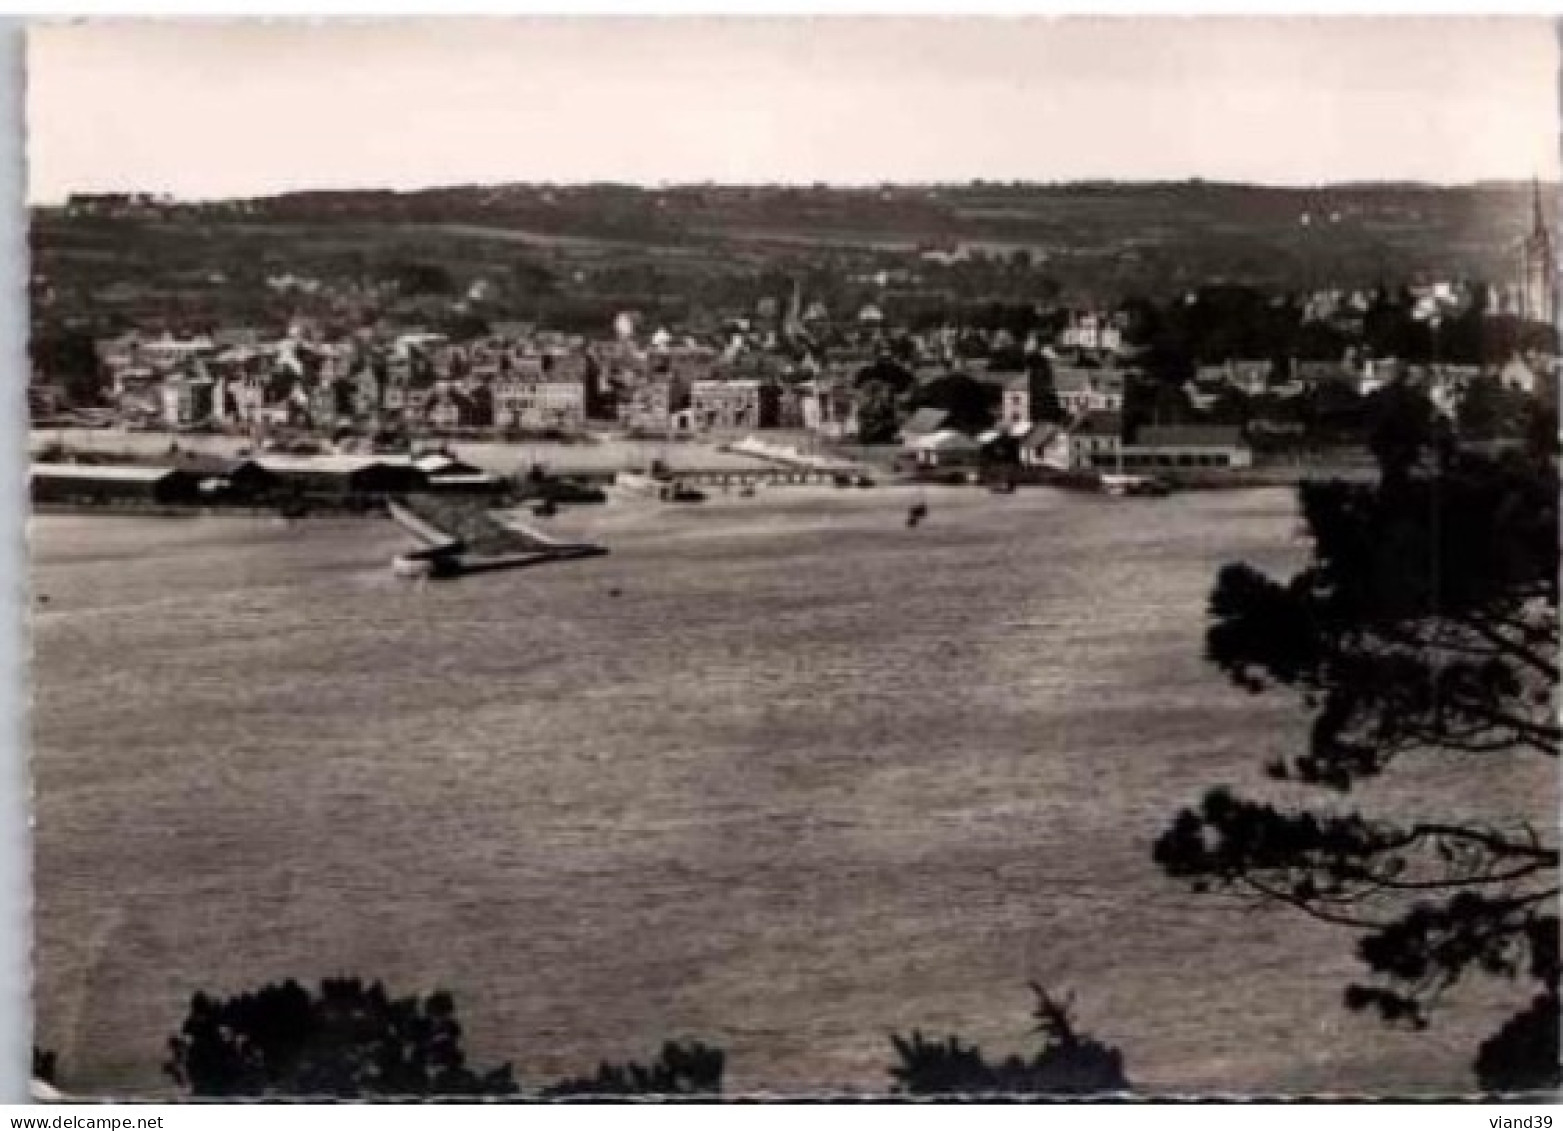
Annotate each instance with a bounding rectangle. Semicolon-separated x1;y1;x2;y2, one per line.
902;393;1253;476
95;326;600;437
900;345;1550;476
52;271;1556;491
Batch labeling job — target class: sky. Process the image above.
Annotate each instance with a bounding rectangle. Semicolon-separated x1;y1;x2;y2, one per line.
25;18;1562;203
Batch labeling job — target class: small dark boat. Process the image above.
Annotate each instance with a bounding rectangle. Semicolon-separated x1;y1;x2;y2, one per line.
1125;477;1173;498
906;501;928;528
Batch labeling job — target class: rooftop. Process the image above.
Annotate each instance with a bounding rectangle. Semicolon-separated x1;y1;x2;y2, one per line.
1134;425;1247;448
31;463;177;483
1070;411;1123;438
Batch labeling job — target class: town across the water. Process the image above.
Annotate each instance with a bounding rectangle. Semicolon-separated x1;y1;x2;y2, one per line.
29;186;1561;507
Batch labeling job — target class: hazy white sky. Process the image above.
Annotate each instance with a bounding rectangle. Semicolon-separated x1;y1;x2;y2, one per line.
25;18;1561;202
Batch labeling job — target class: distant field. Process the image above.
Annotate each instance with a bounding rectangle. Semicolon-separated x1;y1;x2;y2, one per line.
31;181;1547;324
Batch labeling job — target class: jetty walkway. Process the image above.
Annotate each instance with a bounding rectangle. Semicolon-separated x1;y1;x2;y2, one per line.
388;495;606;578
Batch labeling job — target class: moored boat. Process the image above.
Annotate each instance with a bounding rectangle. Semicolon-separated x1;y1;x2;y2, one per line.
1100;473;1171;498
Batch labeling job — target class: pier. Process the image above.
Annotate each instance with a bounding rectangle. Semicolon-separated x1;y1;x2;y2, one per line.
387;496;607;579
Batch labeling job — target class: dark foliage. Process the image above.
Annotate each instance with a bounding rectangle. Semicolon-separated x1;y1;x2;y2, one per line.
1154;424;1559;1089
164;977;520;1098
1458;376;1545;443
1476;991;1562;1093
32;1046;58;1086
539;1040;725;1097
388;260;456;297
855;379;901;445
30;328;103;405
888;986;1131;1096
853;358;914;395
909;372;997;433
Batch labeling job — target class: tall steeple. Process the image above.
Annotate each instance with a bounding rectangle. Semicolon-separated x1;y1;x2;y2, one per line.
1519;177;1557;325
783;277;805;341
1532;177;1551;251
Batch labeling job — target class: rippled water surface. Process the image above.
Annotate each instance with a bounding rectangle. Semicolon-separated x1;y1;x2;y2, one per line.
30;488;1552;1095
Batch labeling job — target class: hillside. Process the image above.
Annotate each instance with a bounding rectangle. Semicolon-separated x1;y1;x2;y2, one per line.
31;180;1552;334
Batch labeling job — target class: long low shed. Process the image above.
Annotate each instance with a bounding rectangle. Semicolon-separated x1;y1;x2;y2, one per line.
30;464;203;505
255;456;430;496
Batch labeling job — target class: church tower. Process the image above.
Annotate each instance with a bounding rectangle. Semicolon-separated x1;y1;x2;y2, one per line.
782;277;806;341
1519;179;1557;326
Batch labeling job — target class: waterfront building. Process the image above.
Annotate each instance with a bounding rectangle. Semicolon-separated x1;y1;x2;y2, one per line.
690;379;777;431
493;372;587;432
140;333;217;373
30;463;204;506
427;389;480;433
1195;359;1273;396
907;429;982;470
167;453;278;501
1000;375;1031;432
1038;410;1123;471
1122;425;1252;470
160;373;215;428
256;455;428;498
617;380;676;434
1053;366;1128;416
1058;311;1125;353
799;379;855;438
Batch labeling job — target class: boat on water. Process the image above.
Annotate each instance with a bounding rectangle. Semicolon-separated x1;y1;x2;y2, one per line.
1100;473;1172;498
392;551;463;581
615;469;705;503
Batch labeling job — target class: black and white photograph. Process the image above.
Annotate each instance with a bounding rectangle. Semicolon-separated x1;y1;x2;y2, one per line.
22;17;1563;1100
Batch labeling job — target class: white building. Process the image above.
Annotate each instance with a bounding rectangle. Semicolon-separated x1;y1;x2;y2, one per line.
494;373;586;432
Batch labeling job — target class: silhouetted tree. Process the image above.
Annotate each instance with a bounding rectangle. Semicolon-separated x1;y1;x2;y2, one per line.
1154;431;1559;1091
854;358;914;396
539;1040;725;1097
910;372;996;434
1363;382;1447;480
1457;377;1536;443
32;1046;58;1086
1030;386;1066;425
165;978;519;1098
888;986;1131;1096
29;328;103;406
856;379;900;445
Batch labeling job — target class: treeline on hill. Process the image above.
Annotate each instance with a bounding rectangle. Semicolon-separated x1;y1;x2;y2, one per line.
138;180;1542;257
35;978;1131;1100
31;180;1547;342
